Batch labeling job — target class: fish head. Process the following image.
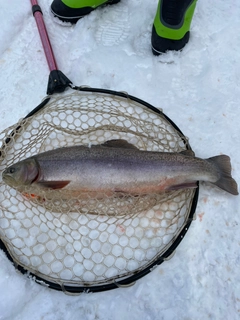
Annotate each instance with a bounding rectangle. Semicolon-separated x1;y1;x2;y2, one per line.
2;158;39;188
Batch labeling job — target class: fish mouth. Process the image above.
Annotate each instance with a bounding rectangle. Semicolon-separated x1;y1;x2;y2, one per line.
2;171;19;187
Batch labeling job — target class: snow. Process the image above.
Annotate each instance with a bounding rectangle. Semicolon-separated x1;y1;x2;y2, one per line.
0;0;240;319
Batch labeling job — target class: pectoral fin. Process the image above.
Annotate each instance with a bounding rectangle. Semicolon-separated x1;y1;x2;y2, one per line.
37;181;70;189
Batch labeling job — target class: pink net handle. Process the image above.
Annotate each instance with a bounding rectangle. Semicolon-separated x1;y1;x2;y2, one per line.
30;0;58;71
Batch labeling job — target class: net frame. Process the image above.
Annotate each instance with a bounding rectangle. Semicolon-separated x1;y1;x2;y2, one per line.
0;86;199;293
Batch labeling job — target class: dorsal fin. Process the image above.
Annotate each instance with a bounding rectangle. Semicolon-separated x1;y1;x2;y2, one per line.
180;149;195;157
102;139;138;149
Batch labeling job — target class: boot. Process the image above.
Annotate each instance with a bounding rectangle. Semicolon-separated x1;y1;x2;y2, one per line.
51;0;121;24
151;0;197;55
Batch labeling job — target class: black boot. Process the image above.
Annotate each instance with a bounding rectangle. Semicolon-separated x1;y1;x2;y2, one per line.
51;0;121;24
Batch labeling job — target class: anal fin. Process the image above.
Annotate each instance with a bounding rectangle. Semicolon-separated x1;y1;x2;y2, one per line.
166;182;198;191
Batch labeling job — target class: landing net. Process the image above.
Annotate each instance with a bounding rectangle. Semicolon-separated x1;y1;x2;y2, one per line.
0;88;198;293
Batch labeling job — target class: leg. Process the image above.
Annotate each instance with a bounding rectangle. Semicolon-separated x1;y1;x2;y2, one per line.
51;0;121;24
151;0;197;55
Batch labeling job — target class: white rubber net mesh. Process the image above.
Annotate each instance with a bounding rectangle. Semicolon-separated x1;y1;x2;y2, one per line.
0;90;196;290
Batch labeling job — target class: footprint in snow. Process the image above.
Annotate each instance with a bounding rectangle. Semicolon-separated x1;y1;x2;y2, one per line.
95;5;130;47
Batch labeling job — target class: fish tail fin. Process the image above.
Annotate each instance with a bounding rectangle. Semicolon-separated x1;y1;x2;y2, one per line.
207;155;238;195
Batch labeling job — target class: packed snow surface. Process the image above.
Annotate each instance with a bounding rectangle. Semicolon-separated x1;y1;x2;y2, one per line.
0;0;240;319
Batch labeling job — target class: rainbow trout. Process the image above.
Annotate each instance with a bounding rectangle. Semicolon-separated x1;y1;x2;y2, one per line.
2;140;238;198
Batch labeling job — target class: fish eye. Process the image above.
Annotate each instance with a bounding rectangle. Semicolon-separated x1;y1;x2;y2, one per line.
9;167;16;174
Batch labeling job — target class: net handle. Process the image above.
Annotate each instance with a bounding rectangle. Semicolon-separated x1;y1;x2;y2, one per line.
30;0;72;94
